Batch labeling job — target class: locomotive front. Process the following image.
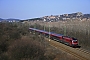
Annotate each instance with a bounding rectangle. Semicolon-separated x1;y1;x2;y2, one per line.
71;38;78;47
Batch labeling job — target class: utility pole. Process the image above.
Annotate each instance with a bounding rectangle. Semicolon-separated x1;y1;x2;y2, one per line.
49;21;51;41
43;19;46;47
64;24;66;36
44;19;46;31
34;21;36;34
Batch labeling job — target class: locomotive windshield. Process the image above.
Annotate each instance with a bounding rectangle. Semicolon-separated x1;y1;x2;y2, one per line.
72;37;78;43
72;37;77;40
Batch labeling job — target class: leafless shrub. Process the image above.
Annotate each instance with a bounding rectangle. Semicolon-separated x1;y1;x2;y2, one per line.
31;21;90;50
8;36;45;60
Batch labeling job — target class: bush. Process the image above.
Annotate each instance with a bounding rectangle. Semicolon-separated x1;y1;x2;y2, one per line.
0;54;8;60
8;37;45;60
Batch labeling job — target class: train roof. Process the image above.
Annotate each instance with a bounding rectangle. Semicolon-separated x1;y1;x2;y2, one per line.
51;32;63;36
42;31;64;36
55;34;63;36
29;28;78;40
29;28;63;36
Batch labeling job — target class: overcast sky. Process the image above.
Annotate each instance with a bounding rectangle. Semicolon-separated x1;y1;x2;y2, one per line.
0;0;90;19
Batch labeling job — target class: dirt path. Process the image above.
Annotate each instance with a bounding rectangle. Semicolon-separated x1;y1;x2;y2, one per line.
46;38;90;60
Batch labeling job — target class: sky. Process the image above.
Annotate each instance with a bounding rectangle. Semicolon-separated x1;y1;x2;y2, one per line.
0;0;90;19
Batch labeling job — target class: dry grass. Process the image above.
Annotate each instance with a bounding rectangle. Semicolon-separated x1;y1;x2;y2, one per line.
29;20;90;51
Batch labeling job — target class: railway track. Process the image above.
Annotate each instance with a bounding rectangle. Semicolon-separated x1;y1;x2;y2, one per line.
76;48;90;55
46;38;90;60
31;32;90;60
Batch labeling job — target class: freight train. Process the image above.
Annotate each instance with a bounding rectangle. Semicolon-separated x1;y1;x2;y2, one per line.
29;28;78;47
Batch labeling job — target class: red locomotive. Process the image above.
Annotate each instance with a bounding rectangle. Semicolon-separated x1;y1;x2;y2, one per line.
29;28;78;47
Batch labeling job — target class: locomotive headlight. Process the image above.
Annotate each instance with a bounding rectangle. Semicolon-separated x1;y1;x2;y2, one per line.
72;40;78;45
73;40;77;43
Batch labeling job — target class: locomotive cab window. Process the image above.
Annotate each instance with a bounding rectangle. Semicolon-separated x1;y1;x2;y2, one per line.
72;37;77;40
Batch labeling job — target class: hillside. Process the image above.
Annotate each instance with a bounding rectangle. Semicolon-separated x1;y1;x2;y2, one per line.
22;12;90;22
0;18;20;22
